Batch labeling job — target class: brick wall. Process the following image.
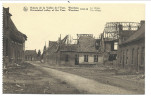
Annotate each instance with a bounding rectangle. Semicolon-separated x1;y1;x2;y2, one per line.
117;38;145;73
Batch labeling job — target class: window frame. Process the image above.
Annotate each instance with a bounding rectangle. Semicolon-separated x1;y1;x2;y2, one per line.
94;55;98;62
84;55;88;62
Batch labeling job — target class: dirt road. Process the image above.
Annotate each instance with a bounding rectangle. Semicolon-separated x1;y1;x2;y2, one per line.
29;62;140;94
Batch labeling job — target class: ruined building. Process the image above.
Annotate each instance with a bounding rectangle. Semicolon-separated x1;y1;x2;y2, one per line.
117;21;145;73
43;34;102;66
42;21;144;69
3;7;27;67
101;22;141;66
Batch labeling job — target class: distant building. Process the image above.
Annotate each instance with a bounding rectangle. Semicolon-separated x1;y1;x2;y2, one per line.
3;7;27;67
43;41;59;64
117;21;145;73
25;50;37;61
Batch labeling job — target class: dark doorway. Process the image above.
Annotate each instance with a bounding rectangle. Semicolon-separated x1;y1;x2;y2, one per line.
75;54;79;65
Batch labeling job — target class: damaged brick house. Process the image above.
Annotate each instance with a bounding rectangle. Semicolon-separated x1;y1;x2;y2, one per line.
43;34;103;66
117;21;145;73
3;7;27;67
100;22;141;66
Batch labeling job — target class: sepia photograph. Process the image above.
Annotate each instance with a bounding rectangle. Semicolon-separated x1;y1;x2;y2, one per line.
2;3;145;94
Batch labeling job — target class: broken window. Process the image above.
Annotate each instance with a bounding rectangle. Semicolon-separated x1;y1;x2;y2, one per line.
111;42;118;51
84;55;88;62
114;42;118;50
94;55;98;62
108;54;117;61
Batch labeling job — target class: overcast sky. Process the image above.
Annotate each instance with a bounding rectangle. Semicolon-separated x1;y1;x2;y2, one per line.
3;3;145;52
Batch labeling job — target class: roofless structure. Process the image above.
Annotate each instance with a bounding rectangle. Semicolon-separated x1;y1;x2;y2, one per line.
102;22;140;41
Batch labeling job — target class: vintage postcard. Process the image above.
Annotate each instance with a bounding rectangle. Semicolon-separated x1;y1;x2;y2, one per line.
2;3;145;94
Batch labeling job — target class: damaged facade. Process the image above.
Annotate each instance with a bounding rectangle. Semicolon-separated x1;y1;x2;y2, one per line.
117;21;145;73
101;22;141;67
42;20;145;71
3;7;27;67
43;34;103;66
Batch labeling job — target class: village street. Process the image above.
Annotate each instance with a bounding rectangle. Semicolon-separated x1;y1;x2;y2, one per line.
3;61;144;94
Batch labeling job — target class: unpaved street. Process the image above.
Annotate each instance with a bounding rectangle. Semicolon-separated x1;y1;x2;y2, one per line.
3;62;144;94
29;62;142;94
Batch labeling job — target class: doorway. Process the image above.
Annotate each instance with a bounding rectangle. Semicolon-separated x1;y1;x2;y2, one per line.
75;54;79;65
